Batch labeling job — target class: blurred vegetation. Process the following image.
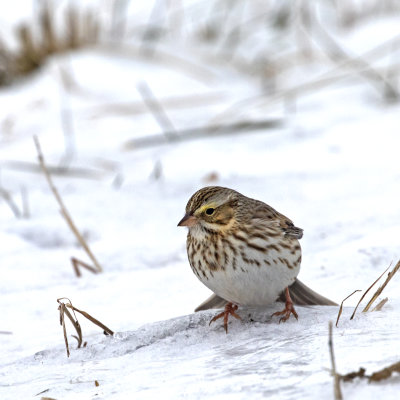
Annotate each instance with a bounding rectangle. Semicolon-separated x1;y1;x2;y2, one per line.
0;1;99;85
0;0;399;104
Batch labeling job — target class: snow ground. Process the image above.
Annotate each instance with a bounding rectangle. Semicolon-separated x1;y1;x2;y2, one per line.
1;1;400;399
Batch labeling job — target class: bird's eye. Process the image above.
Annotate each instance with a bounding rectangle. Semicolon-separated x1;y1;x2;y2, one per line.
205;208;215;215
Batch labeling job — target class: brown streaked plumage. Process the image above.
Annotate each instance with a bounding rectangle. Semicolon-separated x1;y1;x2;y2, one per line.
178;186;336;333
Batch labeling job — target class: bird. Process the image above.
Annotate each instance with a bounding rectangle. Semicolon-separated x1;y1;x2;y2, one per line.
178;186;336;333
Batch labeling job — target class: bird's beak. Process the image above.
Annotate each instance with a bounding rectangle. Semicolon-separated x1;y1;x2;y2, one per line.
177;213;198;227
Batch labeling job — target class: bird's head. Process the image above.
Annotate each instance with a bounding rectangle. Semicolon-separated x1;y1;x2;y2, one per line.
177;186;239;234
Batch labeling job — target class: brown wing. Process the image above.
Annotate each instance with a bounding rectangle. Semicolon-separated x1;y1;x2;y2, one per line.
249;199;303;239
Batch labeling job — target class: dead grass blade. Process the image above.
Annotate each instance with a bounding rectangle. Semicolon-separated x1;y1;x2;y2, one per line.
0;2;100;86
340;367;366;382
136;81;177;141
71;257;99;277
212;33;400;125
34;136;103;273
58;301;71;357
87;91;225;118
68;305;114;336
21;186;30;218
57;298;113;358
124;119;282;150
371;297;388;312
2;160;105;179
0;186;22;218
339;361;400;383
350;265;390;320
328;321;343;400
369;361;400;382
308;8;398;100
57;63;76;167
363;260;400;312
335;289;361;327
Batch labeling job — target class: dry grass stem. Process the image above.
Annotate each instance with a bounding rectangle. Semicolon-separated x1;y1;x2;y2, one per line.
69;305;114;336
88;91;225;118
103;43;218;84
339;361;400;383
124;119;282;150
369;361;400;382
335;289;361;327
0;2;100;85
350;265;390;320
20;186;30;218
34;136;103;273
340;367;366;382
328;321;343;400
57;298;113;358
58;64;76;167
3;160;104;179
0;187;22;218
309;11;398;99
363;260;400;312
213;33;400;124
71;257;99;277
136;81;177;140
371;297;388;312
58;301;71;357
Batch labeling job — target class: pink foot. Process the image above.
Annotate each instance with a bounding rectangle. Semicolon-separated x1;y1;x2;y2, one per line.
209;302;241;333
272;287;299;323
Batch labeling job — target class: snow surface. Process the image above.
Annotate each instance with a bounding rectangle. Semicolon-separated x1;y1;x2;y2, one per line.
1;1;400;399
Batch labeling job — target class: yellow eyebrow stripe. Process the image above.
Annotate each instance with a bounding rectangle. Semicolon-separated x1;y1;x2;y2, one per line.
198;203;217;213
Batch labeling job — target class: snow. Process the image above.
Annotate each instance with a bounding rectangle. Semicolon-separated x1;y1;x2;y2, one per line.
1;1;400;399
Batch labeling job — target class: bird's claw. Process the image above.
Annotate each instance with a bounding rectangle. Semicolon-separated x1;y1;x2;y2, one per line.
272;287;298;323
209;303;241;333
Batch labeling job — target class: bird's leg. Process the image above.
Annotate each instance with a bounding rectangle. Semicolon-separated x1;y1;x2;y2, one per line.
209;302;241;333
272;287;298;323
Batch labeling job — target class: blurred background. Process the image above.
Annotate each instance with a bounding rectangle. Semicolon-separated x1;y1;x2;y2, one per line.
1;0;400;368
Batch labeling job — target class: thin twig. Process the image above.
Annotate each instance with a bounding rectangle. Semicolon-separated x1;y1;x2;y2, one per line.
336;289;361;327
58;302;70;357
371;297;388;312
68;304;114;336
328;321;343;400
63;304;83;347
350;265;390;320
101;43;218;85
339;361;400;383
71;257;99;277
58;297;83;357
369;361;400;382
34;136;103;273
124;119;283;150
58;62;76;167
57;297;113;358
136;81;177;140
20;186;30;218
213;33;400;124
2;160;105;179
309;8;398;99
87;91;226;118
0;187;21;218
363;260;400;312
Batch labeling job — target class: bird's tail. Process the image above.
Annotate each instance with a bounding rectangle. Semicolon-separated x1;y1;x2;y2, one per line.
194;278;337;312
277;278;337;306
